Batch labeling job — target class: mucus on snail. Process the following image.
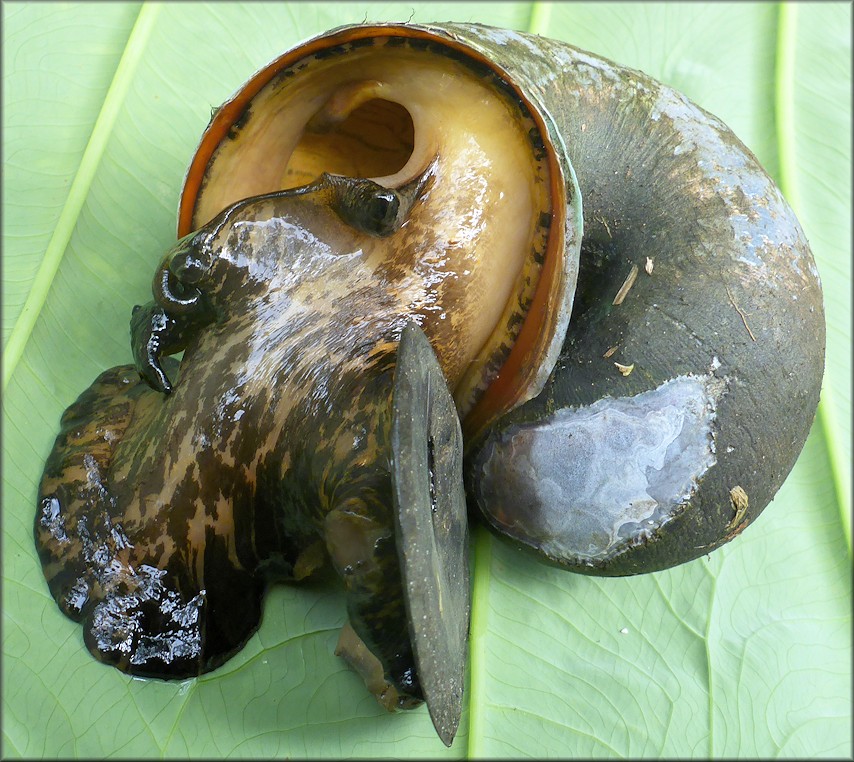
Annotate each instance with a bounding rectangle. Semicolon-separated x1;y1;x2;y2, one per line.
34;22;824;747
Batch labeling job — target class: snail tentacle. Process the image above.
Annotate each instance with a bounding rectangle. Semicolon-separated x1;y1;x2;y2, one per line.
130;301;213;393
130;302;175;393
152;265;204;314
135;229;219;391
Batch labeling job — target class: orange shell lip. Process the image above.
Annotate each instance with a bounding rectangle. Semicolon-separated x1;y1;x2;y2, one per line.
177;23;573;442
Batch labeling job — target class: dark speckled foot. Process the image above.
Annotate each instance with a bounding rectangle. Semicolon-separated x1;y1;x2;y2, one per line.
81;554;264;678
391;322;470;747
36;365;152;621
36;362;265;678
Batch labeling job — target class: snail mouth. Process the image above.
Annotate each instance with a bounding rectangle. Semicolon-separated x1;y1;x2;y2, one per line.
180;28;577;436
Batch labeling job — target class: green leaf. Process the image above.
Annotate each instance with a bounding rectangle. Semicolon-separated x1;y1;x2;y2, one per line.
2;2;850;757
1;1;143;377
776;1;852;548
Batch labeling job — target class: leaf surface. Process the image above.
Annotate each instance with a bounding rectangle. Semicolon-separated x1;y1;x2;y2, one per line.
2;2;850;758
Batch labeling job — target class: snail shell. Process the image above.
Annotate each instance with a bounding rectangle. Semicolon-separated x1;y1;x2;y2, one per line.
34;21;824;747
181;21;824;573
441;25;826;574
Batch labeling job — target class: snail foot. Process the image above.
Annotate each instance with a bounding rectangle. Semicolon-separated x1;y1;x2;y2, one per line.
80;554;263;678
36;364;152;618
81;563;207;676
37;362;263;677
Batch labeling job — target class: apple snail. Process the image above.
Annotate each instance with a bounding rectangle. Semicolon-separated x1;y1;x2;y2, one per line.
35;23;824;746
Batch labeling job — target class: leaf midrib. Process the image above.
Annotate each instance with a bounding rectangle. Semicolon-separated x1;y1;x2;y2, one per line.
463;7;554;756
1;2;158;393
774;0;852;555
466;527;493;758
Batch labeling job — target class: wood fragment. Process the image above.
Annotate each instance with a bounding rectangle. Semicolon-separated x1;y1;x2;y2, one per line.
612;264;639;305
597;216;612;238
603;345;618;358
614;362;634;376
727;485;749;530
725;284;756;341
644;257;654;275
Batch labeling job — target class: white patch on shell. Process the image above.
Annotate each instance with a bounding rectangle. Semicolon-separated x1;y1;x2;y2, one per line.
478;374;722;562
650;86;814;282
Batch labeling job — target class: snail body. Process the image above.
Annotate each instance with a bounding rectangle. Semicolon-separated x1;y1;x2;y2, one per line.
35;22;824;747
36;171;525;741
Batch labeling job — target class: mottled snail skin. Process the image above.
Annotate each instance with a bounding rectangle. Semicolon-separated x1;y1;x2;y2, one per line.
448;25;825;574
36;182;454;706
36;28;585;743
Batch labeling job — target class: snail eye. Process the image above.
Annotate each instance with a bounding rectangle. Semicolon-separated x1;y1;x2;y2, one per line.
366;190;400;234
171;252;206;285
168;232;209;284
328;176;402;237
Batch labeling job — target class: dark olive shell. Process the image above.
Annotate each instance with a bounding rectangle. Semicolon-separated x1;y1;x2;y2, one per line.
447;24;825;574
